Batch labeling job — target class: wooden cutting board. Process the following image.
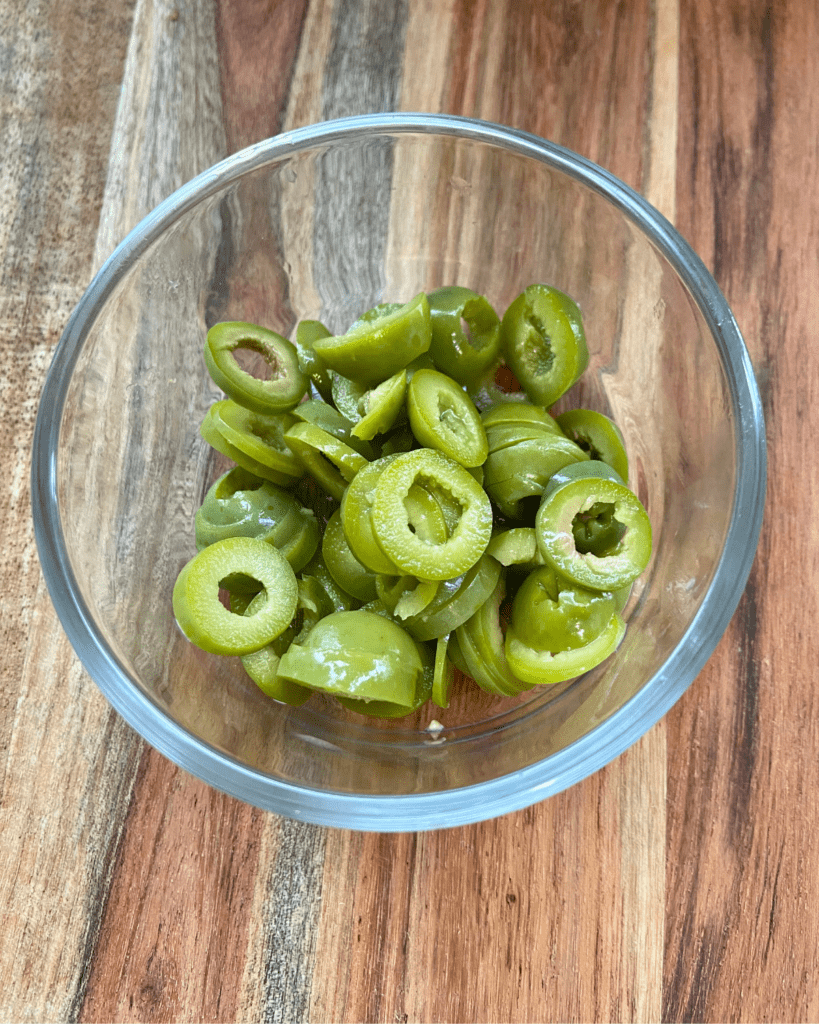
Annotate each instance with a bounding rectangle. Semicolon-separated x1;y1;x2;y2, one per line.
1;1;814;1020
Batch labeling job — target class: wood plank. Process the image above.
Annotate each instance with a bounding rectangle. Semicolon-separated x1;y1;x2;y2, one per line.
67;0;250;1019
311;747;665;1023
76;3;328;1021
80;755;266;1022
306;2;672;1022
0;0;136;784
0;2;139;1021
665;1;819;1020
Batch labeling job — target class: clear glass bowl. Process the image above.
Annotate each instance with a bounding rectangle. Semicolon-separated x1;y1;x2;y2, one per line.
31;114;766;831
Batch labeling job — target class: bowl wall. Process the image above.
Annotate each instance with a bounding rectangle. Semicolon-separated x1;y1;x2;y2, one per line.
37;117;764;828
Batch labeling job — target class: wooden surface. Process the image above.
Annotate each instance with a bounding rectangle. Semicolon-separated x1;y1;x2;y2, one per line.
0;1;813;1021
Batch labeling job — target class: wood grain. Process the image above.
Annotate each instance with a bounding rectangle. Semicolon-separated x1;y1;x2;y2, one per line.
0;0;134;783
215;0;310;153
0;3;139;1020
2;0;815;1021
77;3;329;1022
307;3;672;1022
664;2;819;1020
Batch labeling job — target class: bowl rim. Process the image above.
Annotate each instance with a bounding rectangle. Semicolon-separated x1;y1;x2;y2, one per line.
31;113;767;831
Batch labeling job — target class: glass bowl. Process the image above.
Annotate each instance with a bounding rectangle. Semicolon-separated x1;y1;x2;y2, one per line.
31;114;766;831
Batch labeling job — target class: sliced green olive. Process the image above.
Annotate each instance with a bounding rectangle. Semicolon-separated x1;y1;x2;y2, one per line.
500;284;589;407
505;611;626;685
556;408;630;484
407;368;488;469
313;293;432;384
536;462;651;591
172;537;298;656
427;286;502;386
205;321;309;413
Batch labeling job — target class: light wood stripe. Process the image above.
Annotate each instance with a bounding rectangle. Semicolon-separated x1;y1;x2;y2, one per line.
0;2;138;1020
65;1;257;1019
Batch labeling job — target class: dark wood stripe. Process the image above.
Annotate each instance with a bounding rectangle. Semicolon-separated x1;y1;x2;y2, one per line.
310;0;409;329
209;0;313;340
322;0;409;120
665;1;818;1020
729;576;760;841
80;754;265;1022
215;0;310;153
204;194;237;329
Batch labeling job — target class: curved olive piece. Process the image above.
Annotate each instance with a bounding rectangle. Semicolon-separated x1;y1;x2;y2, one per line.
536;462;652;591
352;370;408;441
322;510;378;604
330;372;369;422
500;284;589;407
483;433;589;519
283;421;369;501
505;611;626;685
294;319;335;403
195;466;319;572
349;302;404;328
339;455;403;574
556;408;630;484
510;565;616;652
482;402;563;456
200;402;304;486
205;321;309;414
313;293;432;384
455;575;533;696
485;527;545;567
276;610;425;708
172;537;298;656
427;286;502;386
195;467;280;549
407;368;488;469
431;633;455;709
289;398;377;459
401;554;501;642
239;589;312;706
337;645;433;718
300;551;361;614
543;458;626;493
212;401;304;478
340;457;449;578
242;641;313;706
376;573;439;620
446;631;471;675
